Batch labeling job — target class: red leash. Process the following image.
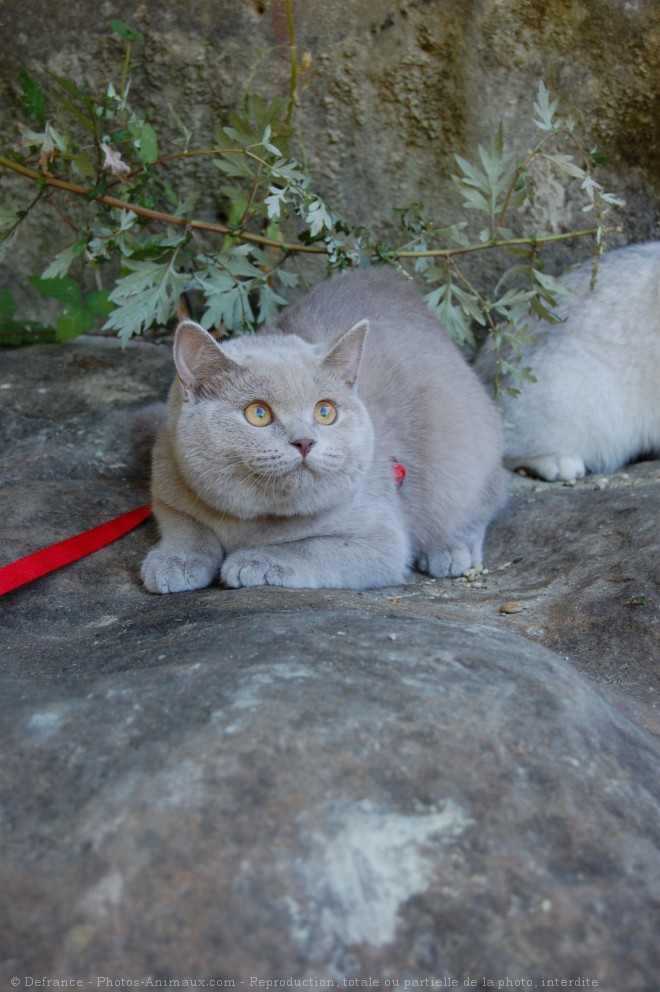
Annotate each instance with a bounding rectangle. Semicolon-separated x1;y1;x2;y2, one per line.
0;462;406;596
0;503;152;596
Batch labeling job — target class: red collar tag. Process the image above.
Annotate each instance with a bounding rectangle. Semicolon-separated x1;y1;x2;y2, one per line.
392;462;406;487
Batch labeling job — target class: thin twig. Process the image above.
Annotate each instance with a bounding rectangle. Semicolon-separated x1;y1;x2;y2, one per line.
284;0;298;126
0;155;619;261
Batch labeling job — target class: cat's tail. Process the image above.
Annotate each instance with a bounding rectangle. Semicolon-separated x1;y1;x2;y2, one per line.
130;402;167;477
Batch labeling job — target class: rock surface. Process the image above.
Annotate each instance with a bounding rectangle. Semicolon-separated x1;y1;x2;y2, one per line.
1;338;659;989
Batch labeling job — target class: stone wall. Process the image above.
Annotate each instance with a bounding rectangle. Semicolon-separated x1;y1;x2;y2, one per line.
1;0;659;314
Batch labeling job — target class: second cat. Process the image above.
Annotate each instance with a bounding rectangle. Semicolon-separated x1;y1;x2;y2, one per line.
475;242;660;481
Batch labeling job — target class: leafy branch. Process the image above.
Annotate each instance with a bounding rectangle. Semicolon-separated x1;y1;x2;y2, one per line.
0;12;623;357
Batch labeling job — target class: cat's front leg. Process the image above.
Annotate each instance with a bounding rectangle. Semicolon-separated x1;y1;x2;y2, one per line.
221;532;410;591
141;504;223;594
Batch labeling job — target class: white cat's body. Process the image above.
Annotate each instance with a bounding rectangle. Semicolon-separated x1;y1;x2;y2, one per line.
142;268;507;592
475;242;660;481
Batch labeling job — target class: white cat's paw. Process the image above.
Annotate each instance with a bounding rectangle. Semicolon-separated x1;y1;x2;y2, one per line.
417;545;476;579
517;454;587;482
221;552;295;589
141;548;219;594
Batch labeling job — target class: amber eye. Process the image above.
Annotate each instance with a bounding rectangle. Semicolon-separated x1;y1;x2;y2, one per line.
244;401;273;427
313;400;337;425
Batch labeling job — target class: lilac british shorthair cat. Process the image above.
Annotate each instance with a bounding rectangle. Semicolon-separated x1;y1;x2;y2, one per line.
475;242;660;481
141;267;507;592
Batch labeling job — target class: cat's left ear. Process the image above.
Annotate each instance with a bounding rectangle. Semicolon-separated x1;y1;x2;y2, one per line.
322;320;368;388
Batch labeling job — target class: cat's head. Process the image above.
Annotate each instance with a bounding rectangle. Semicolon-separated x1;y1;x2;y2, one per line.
168;319;374;518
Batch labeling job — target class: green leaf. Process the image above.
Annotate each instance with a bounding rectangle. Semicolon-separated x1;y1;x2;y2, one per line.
533;269;573;296
20;72;46;123
104;258;190;339
110;19;144;42
453;154;487;190
0;289;58;345
133;121;159;165
56;306;95;341
70;150;97;178
0;230;18;266
85;290;114;318
529;295;563;324
0;321;56;347
257;282;288;323
194;263;257;333
533;80;560;131
305;198;334;237
41;242;86;279
491;289;534;317
265;185;288;220
199;283;255;333
212;148;255;181
46;71;91;105
55;292;113;340
29;275;82;305
0;289;17;322
168;104;193;149
275;268;299;289
456;187;491;212
424;284;478;348
542;153;586;180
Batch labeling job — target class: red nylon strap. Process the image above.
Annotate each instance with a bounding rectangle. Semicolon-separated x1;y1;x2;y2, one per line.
0;503;152;596
0;461;407;597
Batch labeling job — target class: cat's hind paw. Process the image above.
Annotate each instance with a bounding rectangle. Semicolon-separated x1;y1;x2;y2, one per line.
141;548;219;594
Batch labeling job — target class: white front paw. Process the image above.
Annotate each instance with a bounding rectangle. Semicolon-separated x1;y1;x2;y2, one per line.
221;552;294;589
141;548;219;594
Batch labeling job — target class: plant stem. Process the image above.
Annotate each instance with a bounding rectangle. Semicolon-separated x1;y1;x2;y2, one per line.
0;155;325;255
284;0;298;126
394;227;618;258
120;41;132;106
0;154;619;261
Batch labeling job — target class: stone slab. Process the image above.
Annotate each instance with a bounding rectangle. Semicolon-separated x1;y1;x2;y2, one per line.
1;338;659;988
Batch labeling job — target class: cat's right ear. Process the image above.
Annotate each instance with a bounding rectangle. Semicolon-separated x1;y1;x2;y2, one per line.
173;321;237;400
322;319;369;388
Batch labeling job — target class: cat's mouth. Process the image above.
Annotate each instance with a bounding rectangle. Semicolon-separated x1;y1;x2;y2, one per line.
289;458;318;480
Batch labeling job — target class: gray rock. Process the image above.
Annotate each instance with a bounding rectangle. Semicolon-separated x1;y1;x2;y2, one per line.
1;613;659;987
1;339;659;988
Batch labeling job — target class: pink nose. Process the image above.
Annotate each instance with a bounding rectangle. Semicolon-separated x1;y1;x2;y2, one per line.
291;438;316;458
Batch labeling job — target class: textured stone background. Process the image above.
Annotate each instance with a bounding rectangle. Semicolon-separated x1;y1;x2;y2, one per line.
1;0;659;315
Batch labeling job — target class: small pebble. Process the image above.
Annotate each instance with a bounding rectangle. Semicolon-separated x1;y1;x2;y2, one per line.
499;601;525;615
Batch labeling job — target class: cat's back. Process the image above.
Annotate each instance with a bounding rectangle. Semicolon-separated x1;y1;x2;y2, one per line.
267;267;485;409
528;241;660;352
270;267;455;351
476;241;660;388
